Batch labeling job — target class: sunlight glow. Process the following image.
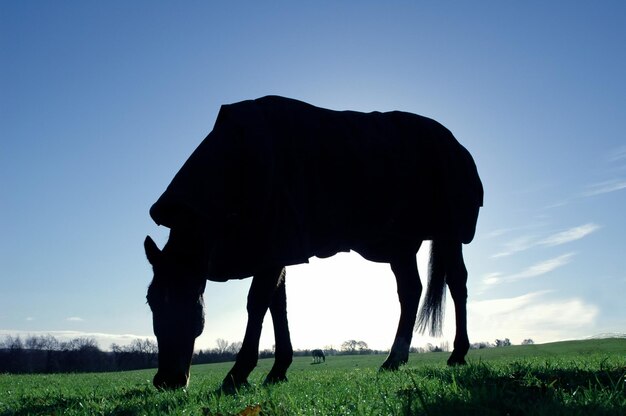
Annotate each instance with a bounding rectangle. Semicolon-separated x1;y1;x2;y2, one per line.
469;292;599;343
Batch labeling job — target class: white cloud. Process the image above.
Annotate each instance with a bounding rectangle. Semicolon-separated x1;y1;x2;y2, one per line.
582;179;626;197
576;145;626;198
25;317;35;321
483;221;549;242
492;223;599;258
492;235;537;258
484;229;510;239
483;253;574;287
482;272;503;286
608;145;626;163
539;223;600;246
471;291;550;314
509;253;574;280
66;317;85;322
468;291;599;343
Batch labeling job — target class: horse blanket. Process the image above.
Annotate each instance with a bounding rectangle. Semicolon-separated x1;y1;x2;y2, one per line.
150;96;483;280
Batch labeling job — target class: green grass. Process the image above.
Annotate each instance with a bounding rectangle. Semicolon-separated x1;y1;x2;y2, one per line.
1;339;624;415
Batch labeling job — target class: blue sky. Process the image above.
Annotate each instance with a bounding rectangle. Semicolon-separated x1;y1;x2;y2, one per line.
2;1;625;352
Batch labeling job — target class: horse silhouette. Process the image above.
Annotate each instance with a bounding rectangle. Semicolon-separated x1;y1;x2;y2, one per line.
312;349;325;363
145;96;483;391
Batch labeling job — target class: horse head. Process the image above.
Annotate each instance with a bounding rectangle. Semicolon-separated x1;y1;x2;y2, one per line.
144;235;206;389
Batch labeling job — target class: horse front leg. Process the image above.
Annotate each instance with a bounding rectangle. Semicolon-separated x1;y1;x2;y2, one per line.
446;242;469;365
264;268;293;384
381;248;422;370
221;267;283;393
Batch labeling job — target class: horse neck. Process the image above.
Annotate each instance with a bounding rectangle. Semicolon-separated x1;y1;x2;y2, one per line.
164;228;209;274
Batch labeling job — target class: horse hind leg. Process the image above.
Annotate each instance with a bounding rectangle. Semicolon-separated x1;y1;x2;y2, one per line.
445;241;469;366
381;247;422;370
221;267;285;393
264;269;293;385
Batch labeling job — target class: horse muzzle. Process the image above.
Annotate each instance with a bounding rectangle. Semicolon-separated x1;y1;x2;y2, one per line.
153;369;189;390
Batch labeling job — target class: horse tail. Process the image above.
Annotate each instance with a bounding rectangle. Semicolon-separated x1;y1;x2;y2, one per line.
416;240;451;337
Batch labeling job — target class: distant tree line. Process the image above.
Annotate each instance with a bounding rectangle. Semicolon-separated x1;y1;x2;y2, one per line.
0;335;158;374
192;339;391;366
468;338;534;349
340;340;372;354
409;341;451;353
1;334;535;373
1;335;252;373
192;338;243;365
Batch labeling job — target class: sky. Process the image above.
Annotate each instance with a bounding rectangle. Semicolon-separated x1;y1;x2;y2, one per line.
2;1;625;353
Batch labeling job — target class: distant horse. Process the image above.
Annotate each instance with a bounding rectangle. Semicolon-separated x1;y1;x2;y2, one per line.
312;349;325;363
145;96;483;391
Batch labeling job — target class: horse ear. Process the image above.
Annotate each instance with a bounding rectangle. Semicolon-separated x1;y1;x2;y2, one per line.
144;236;162;265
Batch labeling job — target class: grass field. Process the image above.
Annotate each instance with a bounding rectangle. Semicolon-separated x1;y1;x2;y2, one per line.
1;338;624;415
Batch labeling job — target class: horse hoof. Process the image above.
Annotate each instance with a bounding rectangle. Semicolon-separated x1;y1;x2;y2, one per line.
263;374;288;386
218;379;250;396
379;361;402;372
447;355;467;366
